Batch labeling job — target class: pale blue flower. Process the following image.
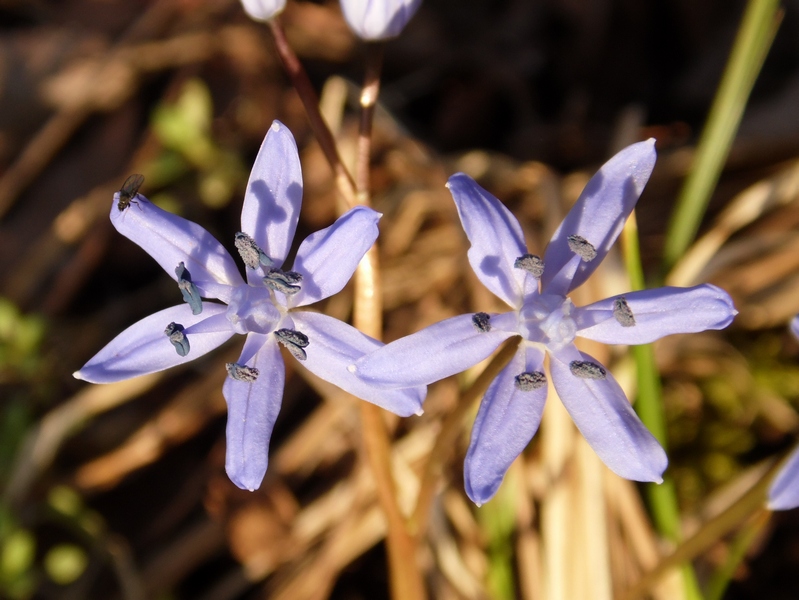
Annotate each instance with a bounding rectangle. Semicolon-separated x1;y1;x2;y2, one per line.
75;121;424;492
240;0;286;21
767;316;799;510
340;0;422;40
353;140;738;505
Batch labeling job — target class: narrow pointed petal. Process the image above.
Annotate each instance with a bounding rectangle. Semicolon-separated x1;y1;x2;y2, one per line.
790;314;799;341
447;173;532;308
465;345;547;505
223;333;284;491
768;446;799;510
290;206;380;307
549;346;667;482
240;121;303;274
353;312;519;388
110;196;243;301
574;284;737;345
541;140;657;295
291;311;425;416
340;0;422;40
75;304;233;383
240;0;285;21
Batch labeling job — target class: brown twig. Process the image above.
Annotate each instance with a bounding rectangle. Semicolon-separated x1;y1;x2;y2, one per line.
267;17;357;207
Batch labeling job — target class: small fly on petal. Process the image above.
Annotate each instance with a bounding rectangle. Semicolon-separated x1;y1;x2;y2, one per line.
117;174;145;211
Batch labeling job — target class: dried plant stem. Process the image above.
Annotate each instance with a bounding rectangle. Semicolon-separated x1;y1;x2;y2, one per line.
352;44;426;600
621;460;780;600
267;18;357;206
410;337;520;537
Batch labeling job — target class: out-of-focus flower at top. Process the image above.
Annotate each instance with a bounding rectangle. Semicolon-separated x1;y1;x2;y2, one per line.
340;0;422;40
74;120;424;492
240;0;286;22
353;140;738;505
767;316;799;510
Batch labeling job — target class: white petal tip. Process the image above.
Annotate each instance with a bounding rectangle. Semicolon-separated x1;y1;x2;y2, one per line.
347;364;357;373
415;407;424;417
474;501;482;508
653;476;664;485
72;371;82;379
270;121;281;132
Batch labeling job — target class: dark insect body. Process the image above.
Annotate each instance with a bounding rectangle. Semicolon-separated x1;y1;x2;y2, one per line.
117;174;145;211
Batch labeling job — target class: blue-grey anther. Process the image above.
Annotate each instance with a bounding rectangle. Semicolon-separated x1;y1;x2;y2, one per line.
569;360;606;380
235;232;274;270
567;235;597;262
514;254;544;278
515;371;546;391
175;262;203;315
613;296;636;327
472;312;491;333
226;362;259;382
275;328;310;361
164;322;190;357
264;268;303;295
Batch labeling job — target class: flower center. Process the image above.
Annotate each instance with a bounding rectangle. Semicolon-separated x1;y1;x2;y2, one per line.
226;284;282;335
520;293;576;351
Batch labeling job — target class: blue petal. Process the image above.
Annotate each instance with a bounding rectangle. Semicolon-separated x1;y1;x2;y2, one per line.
465;345;547;505
791;314;799;341
74;304;233;383
541;140;657;296
769;445;799;510
340;0;422;40
574;284;737;345
549;345;667;482
447;173;534;308
110;195;243;303
240;0;285;21
290;206;381;308
353;311;519;388
291;311;425;416
240;121;303;277
223;333;284;491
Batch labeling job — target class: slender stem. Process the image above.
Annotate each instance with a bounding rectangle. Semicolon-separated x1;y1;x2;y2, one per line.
410;338;520;537
267;17;357;206
350;42;426;600
621;461;780;600
663;0;782;268
622;212;703;599
356;46;384;200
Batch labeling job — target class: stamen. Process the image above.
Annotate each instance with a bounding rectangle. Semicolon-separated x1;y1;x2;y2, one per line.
472;312;492;333
515;371;547;391
226;362;259;382
234;232;274;269
264;269;303;295
514;254;544;278
613;296;636;327
275;328;310;361
164;322;190;357
569;360;607;380
175;262;203;315
567;235;597;262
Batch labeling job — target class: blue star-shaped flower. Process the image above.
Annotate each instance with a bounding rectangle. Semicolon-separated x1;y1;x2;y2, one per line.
75;120;424;491
353;139;737;505
767;316;799;510
340;0;422;40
